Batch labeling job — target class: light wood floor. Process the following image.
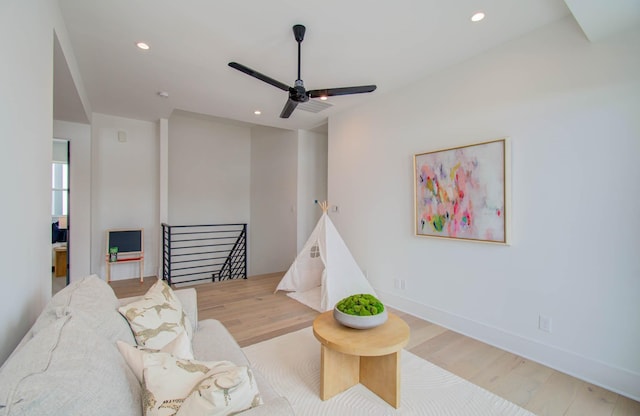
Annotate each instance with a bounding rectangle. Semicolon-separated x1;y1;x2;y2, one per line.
110;273;640;416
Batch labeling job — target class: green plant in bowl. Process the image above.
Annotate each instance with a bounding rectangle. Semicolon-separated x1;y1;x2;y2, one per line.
334;294;388;329
336;294;385;316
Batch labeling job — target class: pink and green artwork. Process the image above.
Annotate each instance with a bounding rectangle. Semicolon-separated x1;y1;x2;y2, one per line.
414;139;508;243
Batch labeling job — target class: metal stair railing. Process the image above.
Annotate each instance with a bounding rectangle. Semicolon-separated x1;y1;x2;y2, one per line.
161;223;247;285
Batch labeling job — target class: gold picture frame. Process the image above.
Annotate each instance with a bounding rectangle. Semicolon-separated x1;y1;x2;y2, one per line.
414;138;510;244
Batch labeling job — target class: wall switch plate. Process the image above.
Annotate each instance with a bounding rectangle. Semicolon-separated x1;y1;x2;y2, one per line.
538;315;552;332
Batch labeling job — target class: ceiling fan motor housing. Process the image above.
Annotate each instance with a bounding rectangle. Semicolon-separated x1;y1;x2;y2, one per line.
291;80;309;102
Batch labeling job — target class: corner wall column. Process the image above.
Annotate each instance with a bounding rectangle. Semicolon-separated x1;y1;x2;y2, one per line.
158;118;169;278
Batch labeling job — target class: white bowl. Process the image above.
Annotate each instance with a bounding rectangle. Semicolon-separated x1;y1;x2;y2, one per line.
333;307;388;329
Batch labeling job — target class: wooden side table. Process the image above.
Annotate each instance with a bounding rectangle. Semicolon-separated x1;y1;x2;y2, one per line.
312;311;410;408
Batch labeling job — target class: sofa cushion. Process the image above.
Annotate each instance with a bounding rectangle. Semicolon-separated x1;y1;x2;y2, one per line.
30;275;135;345
191;319;282;405
192;319;249;366
0;312;141;416
141;353;261;416
119;280;193;349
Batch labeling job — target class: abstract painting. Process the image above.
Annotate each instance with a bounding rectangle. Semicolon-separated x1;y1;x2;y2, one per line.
414;138;508;244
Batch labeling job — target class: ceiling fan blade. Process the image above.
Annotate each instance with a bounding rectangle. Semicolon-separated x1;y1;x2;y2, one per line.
279;98;299;118
308;85;377;98
228;62;290;92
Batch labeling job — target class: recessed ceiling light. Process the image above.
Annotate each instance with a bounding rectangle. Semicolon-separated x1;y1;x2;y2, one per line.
471;11;485;22
136;42;150;50
320;96;328;101
157;91;169;98
254;110;261;115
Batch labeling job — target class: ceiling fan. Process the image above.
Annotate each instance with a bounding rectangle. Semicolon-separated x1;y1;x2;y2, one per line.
228;24;377;119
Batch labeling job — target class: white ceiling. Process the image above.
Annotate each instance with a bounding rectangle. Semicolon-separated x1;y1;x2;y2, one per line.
54;0;639;130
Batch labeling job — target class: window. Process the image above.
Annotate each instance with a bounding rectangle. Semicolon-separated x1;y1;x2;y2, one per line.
52;162;68;216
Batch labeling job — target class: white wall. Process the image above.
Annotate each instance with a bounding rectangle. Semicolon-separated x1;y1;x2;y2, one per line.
0;1;86;364
91;114;159;281
297;130;328;251
168;112;251;225
250;126;298;275
328;18;640;399
53;120;92;281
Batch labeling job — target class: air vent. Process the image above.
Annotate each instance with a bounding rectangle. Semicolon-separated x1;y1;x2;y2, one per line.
297;100;333;113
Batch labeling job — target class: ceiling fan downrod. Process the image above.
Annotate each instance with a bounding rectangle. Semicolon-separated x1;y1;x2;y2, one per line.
293;24;306;82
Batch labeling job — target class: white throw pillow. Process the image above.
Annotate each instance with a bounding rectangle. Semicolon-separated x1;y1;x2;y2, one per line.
117;331;194;382
119;279;193;349
142;353;262;416
176;364;263;416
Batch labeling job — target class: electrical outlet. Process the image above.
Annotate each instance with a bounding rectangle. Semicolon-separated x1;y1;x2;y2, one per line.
538;315;552;333
394;279;406;290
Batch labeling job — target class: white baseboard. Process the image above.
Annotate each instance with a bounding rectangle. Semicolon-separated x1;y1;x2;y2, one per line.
377;289;640;401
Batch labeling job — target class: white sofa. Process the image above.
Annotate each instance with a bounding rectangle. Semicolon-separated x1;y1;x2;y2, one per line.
0;276;294;415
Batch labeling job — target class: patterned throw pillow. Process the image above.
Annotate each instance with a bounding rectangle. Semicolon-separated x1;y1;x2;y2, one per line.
142;353;262;416
119;279;193;349
117;331;194;382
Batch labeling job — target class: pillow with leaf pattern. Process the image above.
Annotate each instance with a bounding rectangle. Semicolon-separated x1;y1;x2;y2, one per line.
119;279;192;349
142;352;262;416
117;331;194;382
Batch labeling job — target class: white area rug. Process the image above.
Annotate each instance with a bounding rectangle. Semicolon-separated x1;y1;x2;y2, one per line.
286;286;324;312
243;327;535;416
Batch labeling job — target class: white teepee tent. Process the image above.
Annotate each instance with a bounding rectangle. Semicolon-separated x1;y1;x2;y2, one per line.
275;202;377;312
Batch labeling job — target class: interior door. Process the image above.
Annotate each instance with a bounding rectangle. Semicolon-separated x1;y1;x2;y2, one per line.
52;139;70;294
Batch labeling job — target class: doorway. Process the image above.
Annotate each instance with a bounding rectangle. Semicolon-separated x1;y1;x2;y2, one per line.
52;139;69;295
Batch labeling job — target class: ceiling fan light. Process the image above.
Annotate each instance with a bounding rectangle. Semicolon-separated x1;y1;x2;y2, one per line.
320;96;328;101
471;11;485;22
